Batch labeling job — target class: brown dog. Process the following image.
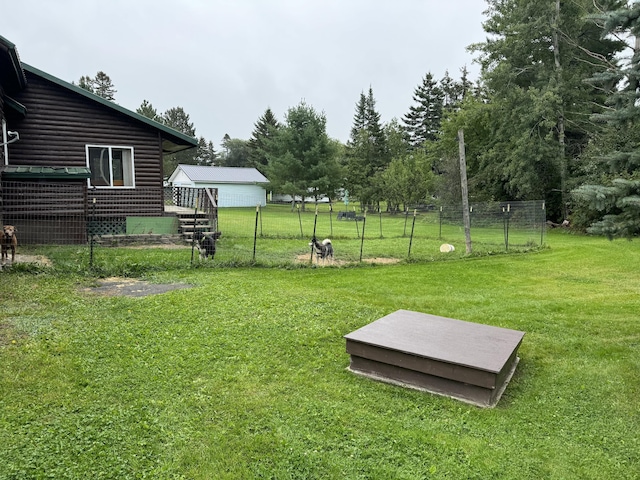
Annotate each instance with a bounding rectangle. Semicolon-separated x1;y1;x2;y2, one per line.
1;225;17;263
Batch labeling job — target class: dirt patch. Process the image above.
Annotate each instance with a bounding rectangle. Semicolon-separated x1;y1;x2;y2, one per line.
361;257;401;264
0;254;52;269
0;322;27;347
121;244;191;250
295;254;400;265
81;277;193;297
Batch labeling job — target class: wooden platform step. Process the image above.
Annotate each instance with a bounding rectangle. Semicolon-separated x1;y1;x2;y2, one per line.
344;310;525;407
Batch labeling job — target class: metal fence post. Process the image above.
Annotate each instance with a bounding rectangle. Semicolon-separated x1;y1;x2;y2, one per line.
191;195;199;266
359;210;367;262
253;204;259;261
310;206;318;264
89;196;96;268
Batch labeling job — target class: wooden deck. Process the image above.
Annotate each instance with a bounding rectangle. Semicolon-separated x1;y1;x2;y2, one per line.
344;310;525;407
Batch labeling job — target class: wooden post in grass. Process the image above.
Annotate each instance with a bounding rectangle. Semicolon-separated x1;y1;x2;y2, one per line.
503;203;511;251
329;202;333;237
297;204;303;238
354;207;360;238
408;209;417;258
359;210;367;262
403;207;409;237
458;129;472;253
253;204;259;261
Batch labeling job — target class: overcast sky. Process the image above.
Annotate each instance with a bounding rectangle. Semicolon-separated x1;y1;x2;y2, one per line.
2;0;488;145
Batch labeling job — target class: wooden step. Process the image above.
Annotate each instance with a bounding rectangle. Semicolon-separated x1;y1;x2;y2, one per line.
345;310;525;408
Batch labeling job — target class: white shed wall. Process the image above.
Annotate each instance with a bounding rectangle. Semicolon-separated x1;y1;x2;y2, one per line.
171;170;195;187
218;184;266;207
175;182;265;207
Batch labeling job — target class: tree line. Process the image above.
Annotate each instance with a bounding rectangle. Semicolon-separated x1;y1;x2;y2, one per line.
78;1;640;236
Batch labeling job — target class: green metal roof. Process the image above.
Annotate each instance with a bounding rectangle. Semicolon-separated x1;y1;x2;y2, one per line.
21;63;198;154
1;165;91;179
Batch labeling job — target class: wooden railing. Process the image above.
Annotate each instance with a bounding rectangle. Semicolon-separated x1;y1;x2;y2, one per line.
171;186;218;232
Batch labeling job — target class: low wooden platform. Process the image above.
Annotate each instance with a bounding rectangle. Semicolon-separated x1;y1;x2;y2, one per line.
344;310;525;407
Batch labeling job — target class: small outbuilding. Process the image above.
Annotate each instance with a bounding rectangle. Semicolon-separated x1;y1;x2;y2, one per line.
168;165;268;207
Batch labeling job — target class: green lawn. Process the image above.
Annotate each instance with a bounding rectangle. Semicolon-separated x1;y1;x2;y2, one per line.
0;231;638;479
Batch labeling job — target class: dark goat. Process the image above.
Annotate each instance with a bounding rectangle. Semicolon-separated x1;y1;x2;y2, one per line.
194;231;222;259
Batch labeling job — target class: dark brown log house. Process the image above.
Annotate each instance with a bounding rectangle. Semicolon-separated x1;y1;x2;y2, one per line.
0;35;197;244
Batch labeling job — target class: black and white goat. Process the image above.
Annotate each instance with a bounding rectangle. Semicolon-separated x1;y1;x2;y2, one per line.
309;236;333;264
194;231;222;259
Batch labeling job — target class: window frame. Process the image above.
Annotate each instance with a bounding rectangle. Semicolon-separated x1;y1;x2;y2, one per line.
85;145;136;189
2;119;8;165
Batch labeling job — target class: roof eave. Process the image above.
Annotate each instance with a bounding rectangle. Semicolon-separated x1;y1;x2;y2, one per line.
0;35;27;92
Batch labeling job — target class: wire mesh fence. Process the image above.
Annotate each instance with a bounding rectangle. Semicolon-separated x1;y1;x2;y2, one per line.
1;179;545;271
220;201;545;244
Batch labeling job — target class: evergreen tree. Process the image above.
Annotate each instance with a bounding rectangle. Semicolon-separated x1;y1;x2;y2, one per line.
136;99;162;123
345;87;389;208
93;71;116;100
459;66;474;101
266;101;341;210
195;137;217;166
77;75;95;94
162;107;196;137
364;87;388;167
161;107;197;176
467;0;623;220
402;72;444;148
573;2;640;238
75;71;116;100
349;92;367;140
248;107;280;174
440;70;458;113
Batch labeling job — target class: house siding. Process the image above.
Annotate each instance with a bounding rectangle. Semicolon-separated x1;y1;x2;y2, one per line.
6;71;165;216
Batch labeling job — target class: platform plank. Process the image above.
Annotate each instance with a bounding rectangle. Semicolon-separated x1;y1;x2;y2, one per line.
344;310;525;407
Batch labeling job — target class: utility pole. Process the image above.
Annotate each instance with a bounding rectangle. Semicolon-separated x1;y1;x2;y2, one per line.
458;129;472;253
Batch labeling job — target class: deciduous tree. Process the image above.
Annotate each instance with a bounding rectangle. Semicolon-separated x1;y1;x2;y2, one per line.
218;136;250;167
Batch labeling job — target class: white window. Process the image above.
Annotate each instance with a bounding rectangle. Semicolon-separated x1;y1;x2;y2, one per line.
86;145;135;188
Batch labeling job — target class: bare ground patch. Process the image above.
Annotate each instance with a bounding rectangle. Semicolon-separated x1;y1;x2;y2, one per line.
0;322;27;347
81;277;193;297
0;254;52;269
295;254;400;265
